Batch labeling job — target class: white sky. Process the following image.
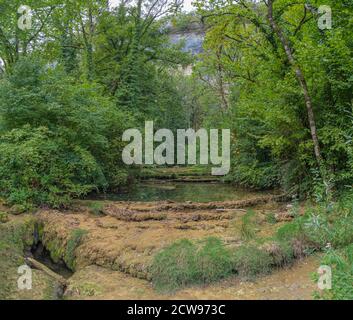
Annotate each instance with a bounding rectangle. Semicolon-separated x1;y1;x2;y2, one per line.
109;0;194;12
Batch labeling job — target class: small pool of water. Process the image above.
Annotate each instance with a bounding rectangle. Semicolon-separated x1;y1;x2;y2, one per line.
103;182;265;202
31;243;73;279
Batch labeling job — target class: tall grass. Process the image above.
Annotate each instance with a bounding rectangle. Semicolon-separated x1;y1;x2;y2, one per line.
151;238;233;292
152;192;353;294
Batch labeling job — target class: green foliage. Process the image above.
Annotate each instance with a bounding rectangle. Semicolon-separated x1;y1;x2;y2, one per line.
0;217;36;298
152;236;295;292
196;237;234;283
315;245;353;300
265;212;277;224
170;12;200;32
196;0;353;195
0;126;104;208
302;199;353;249
64;229;88;271
151;238;233;292
87;201;105;216
0;212;9;223
276;218;305;242
152;193;353;293
239;210;257;241
0;58;132;207
9;205;29;216
232;245;273;279
152;239;195;292
277;193;353;250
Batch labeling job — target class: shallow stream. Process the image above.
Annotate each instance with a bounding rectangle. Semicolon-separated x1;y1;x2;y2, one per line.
102;181;265;202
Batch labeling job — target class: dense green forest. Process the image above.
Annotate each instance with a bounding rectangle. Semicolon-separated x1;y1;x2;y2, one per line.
0;0;352;208
0;0;352;300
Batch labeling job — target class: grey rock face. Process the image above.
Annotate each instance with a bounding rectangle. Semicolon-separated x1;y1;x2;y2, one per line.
169;30;205;55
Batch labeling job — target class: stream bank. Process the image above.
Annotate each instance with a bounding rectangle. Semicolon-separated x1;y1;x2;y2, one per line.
0;174;319;300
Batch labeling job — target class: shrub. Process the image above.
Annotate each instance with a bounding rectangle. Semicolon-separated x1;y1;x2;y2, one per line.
151;238;233;292
276;194;353;257
0;127;105;208
152;239;197;292
0;58;133;207
300;201;353;249
314;245;353;300
328;218;353;248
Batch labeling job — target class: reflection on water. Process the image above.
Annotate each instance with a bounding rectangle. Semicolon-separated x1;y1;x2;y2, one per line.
106;182;264;202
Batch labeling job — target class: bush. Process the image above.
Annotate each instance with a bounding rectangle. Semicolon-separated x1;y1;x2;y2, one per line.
0;127;105;208
328;218;353;248
9;205;28;215
0;58;133;207
151;239;197;292
314;245;353;300
300;201;353;249
276;194;353;255
151;238;233;292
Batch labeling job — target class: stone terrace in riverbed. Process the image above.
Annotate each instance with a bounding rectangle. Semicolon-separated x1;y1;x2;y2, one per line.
36;196;288;280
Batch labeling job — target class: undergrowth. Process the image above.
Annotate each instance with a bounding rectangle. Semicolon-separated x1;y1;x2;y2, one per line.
152;192;353;296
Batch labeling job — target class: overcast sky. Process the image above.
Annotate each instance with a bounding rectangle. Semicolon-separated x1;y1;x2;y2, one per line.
109;0;194;12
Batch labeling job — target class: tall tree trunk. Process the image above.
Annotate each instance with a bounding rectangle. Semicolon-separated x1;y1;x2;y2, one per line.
267;0;323;168
87;7;95;81
216;46;229;110
80;6;95;82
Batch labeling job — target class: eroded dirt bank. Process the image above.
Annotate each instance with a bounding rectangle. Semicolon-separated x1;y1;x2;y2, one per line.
65;255;320;300
1;191;319;300
36;196;288;280
0;216;63;300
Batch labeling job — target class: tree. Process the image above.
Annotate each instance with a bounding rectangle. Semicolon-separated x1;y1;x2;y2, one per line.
195;0;352;194
267;0;323;172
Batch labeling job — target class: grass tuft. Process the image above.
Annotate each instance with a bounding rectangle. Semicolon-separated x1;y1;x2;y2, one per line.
151;238;233;292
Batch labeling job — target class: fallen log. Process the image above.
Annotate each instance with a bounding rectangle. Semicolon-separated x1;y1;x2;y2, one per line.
25;257;68;286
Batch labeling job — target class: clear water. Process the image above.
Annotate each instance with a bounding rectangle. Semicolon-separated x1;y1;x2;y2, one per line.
105;182;264;202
